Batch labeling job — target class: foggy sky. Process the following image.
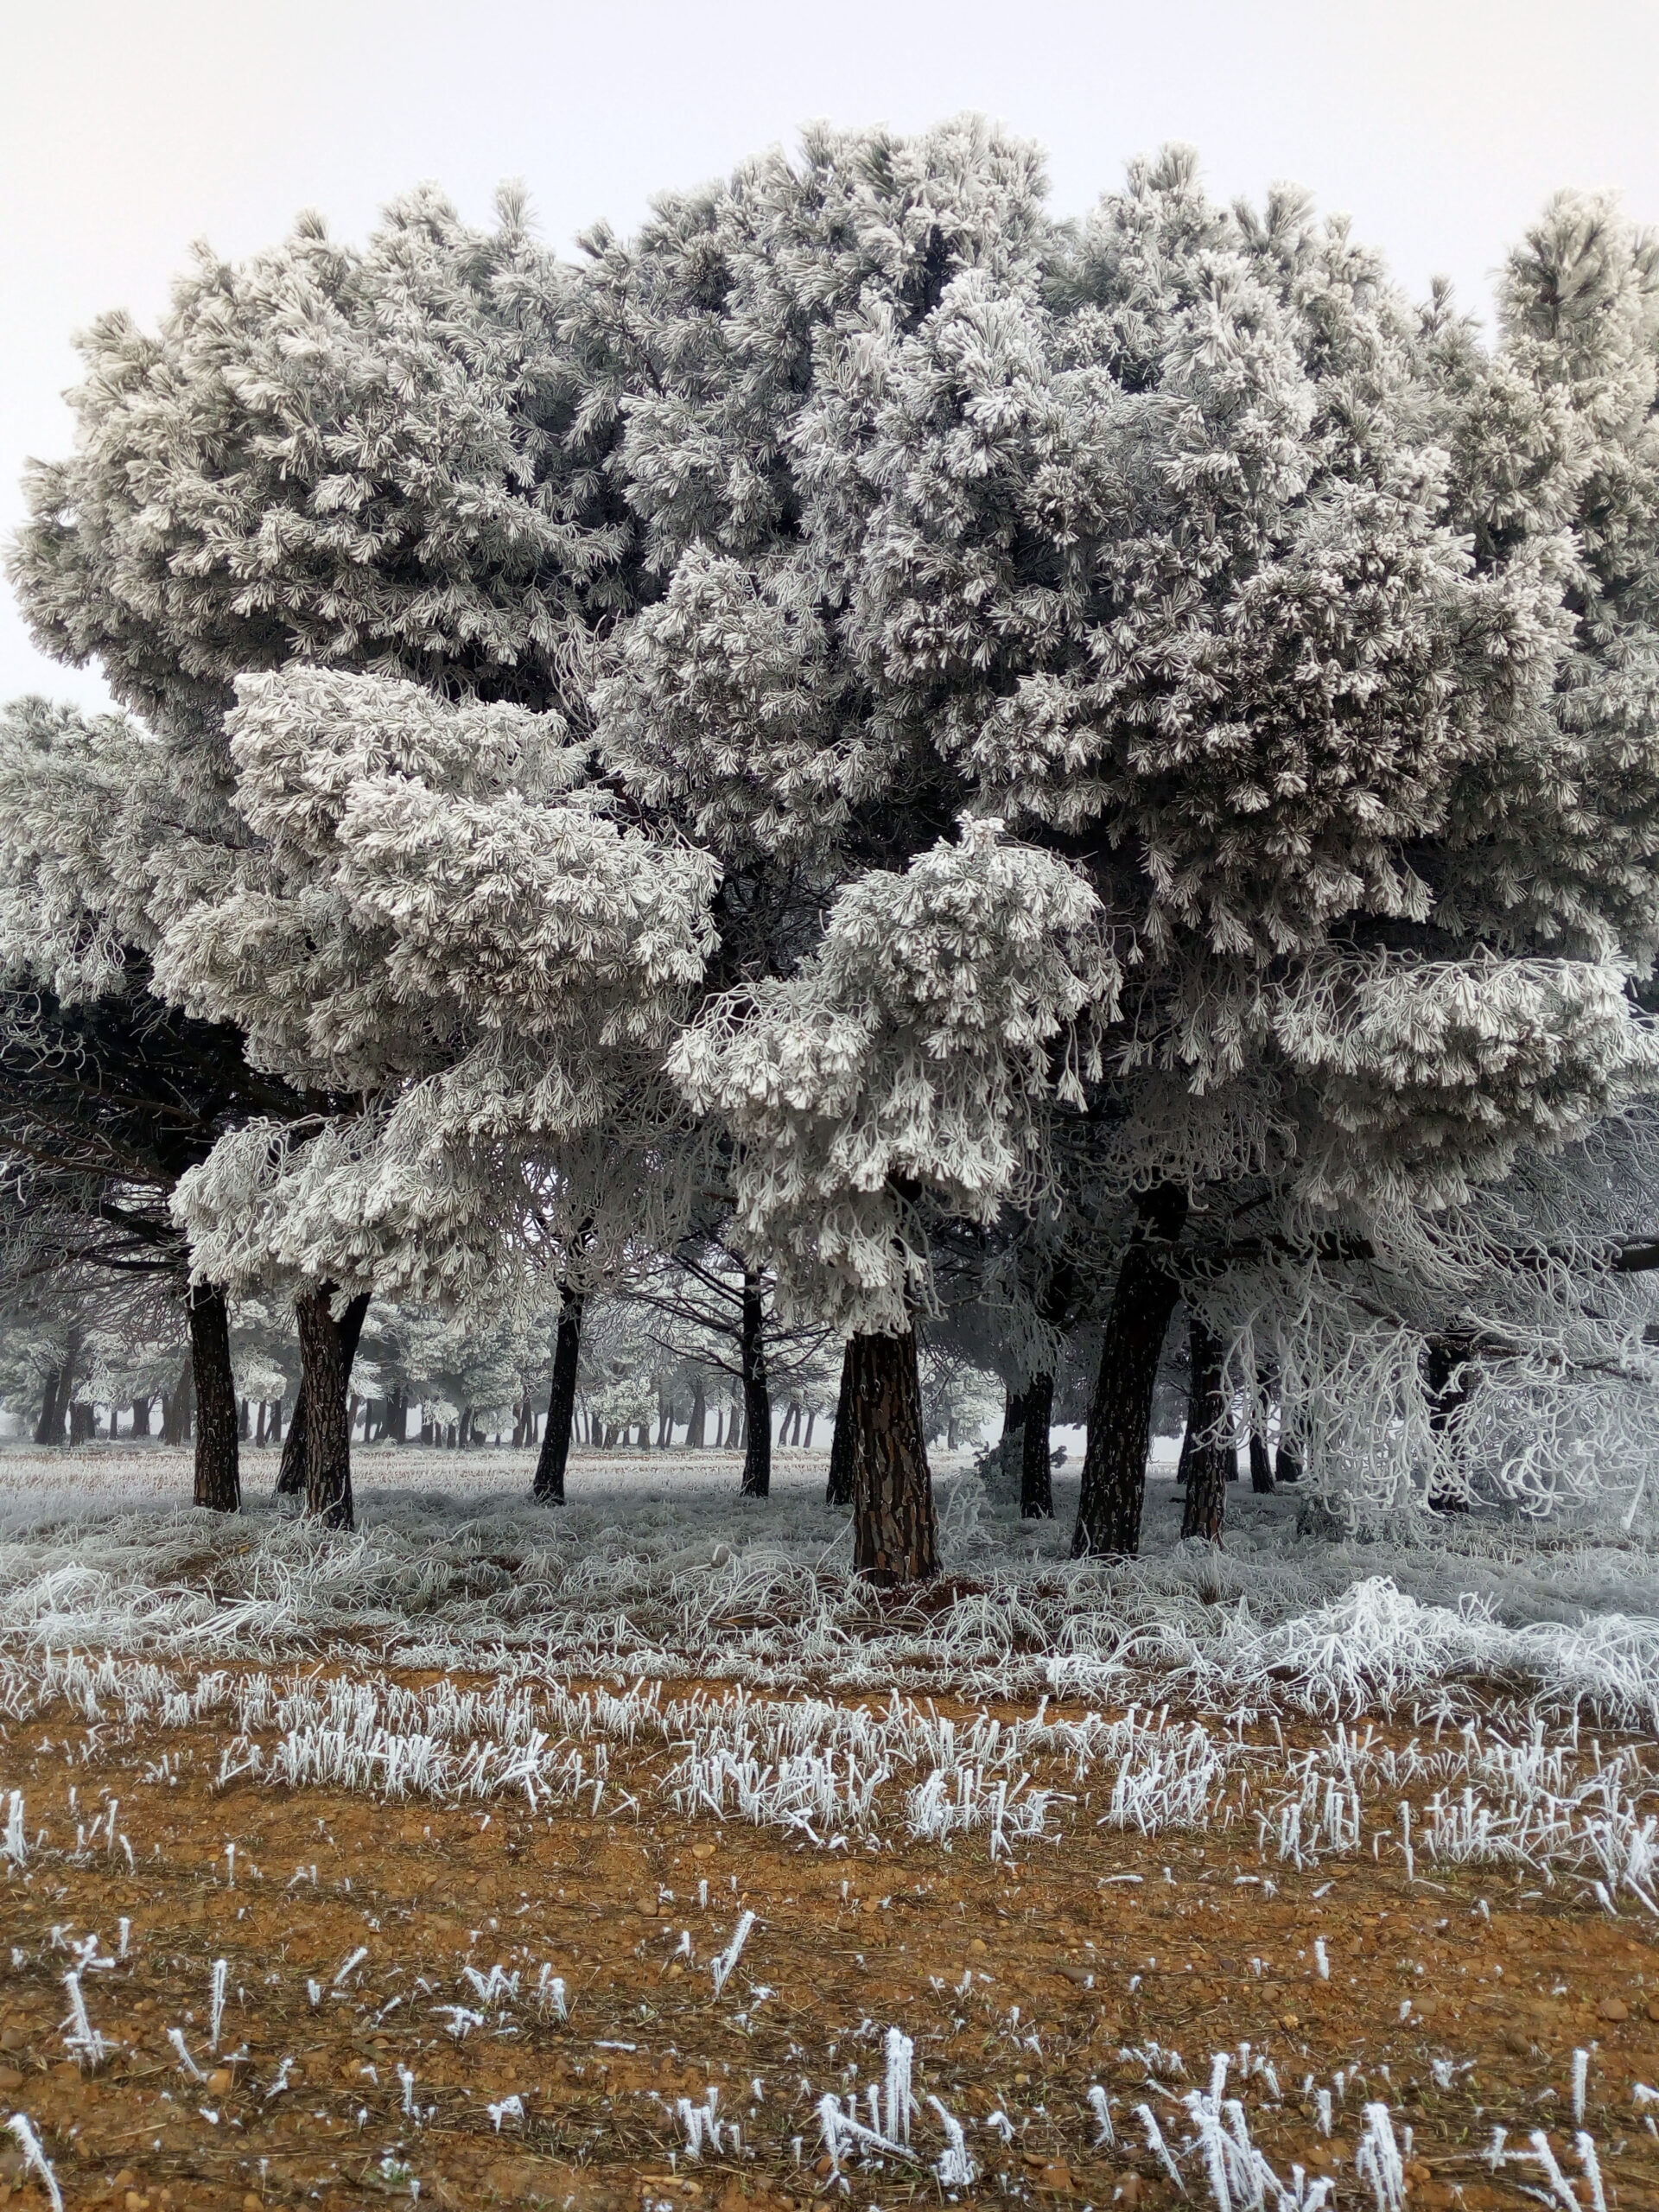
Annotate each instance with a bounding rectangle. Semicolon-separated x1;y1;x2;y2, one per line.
5;0;1655;712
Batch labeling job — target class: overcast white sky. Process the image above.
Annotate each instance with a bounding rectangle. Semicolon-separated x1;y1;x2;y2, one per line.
5;0;1657;713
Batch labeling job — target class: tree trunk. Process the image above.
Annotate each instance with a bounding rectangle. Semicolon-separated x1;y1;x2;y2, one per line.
825;1340;856;1506
276;1292;369;1497
1020;1370;1056;1520
728;1393;744;1452
295;1287;354;1529
131;1396;151;1439
1248;1421;1275;1493
1175;1411;1196;1487
34;1364;64;1446
1179;1313;1230;1543
532;1286;582;1503
238;1397;251;1442
849;1328;938;1585
269;1394;283;1445
1274;1424;1301;1484
711;1408;723;1448
687;1376;706;1448
739;1270;771;1499
1072;1183;1189;1559
161;1355;194;1446
804;1408;816;1448
69;1402;95;1443
188;1281;241;1512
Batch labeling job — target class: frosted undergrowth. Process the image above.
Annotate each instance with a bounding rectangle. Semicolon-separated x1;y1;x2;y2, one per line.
4;1448;1659;1732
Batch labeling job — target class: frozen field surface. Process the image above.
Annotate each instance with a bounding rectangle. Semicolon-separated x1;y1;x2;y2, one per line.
3;1446;1659;2212
3;1442;1659;1722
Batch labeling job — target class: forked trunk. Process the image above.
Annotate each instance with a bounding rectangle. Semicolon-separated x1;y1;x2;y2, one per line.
1071;1183;1188;1559
1179;1313;1230;1543
849;1327;938;1586
1020;1370;1055;1520
276;1291;369;1497
825;1340;856;1506
295;1287;355;1529
533;1282;584;1506
739;1271;771;1499
188;1281;241;1513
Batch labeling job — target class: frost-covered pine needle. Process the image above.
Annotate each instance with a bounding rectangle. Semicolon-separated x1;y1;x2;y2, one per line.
5;2115;62;2212
927;2094;977;2188
710;1909;755;1998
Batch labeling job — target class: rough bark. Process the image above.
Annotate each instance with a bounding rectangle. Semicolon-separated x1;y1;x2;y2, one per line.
276;1291;369;1497
825;1339;856;1506
188;1281;241;1512
1071;1184;1189;1558
1020;1370;1056;1520
739;1271;772;1499
295;1287;354;1529
1179;1313;1230;1543
849;1327;938;1586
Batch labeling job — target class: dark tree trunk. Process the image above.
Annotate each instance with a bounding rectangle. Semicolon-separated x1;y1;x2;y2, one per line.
727;1394;744;1452
161;1355;194;1446
1275;1433;1302;1484
1072;1184;1189;1558
69;1402;95;1443
825;1339;856;1506
849;1327;938;1586
1249;1421;1275;1493
1020;1370;1056;1520
739;1271;771;1499
533;1284;583;1503
131;1396;151;1439
711;1408;723;1448
295;1287;354;1529
1179;1313;1230;1543
188;1281;241;1513
238;1397;251;1442
254;1399;267;1446
687;1375;706;1448
276;1291;368;1497
268;1394;283;1445
34;1364;64;1446
1175;1412;1196;1487
804;1408;816;1447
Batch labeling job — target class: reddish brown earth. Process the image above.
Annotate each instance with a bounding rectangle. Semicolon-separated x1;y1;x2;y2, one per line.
2;1688;1656;2210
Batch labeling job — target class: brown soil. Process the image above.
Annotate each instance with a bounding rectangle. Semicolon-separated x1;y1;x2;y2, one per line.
2;1687;1656;2211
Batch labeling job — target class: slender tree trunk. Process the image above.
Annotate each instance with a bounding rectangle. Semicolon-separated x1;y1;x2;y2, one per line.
804;1408;816;1448
238;1397;251;1442
254;1400;267;1446
269;1394;283;1445
849;1328;938;1586
1021;1370;1056;1520
188;1281;241;1513
1180;1313;1230;1543
711;1408;724;1448
739;1271;771;1499
295;1287;354;1529
34;1364;64;1447
161;1355;194;1446
728;1393;744;1452
533;1286;583;1503
825;1340;856;1506
276;1292;368;1497
1175;1412;1196;1487
131;1396;151;1439
1249;1421;1275;1493
687;1376;706;1448
1072;1183;1189;1559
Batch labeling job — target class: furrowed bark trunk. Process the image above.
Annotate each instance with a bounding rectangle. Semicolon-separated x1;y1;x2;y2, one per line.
739;1271;771;1499
1072;1183;1188;1559
295;1287;354;1529
188;1281;241;1513
849;1327;938;1586
1020;1370;1056;1520
533;1284;583;1504
1179;1313;1230;1544
276;1291;368;1497
687;1376;706;1449
825;1339;856;1506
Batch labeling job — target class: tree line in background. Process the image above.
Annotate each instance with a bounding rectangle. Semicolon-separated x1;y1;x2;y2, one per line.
5;121;1659;1581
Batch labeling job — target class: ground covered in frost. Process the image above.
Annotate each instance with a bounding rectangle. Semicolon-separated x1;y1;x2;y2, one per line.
1;1443;1657;2212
